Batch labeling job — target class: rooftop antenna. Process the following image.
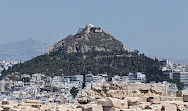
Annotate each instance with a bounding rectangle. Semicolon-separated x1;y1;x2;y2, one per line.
20;59;22;64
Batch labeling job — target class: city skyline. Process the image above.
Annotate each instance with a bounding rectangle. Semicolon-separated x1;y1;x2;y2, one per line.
1;1;188;110
0;0;188;60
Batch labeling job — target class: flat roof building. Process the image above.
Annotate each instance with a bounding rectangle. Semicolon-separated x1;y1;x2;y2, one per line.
173;71;188;89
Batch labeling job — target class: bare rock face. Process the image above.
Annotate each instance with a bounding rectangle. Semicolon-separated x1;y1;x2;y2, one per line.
162;101;178;111
97;97;128;109
127;97;141;106
81;82;166;101
85;104;103;111
91;83;103;91
47;24;126;54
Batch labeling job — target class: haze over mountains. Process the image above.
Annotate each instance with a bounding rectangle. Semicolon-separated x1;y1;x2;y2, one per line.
0;24;187;65
0;39;188;65
0;39;50;62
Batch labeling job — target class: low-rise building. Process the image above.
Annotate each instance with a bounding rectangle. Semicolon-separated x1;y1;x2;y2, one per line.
173;71;188;89
85;73;108;83
13;81;24;91
112;72;146;83
85;74;93;82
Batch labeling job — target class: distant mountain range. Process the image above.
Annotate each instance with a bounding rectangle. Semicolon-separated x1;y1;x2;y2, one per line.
148;55;188;65
0;39;50;62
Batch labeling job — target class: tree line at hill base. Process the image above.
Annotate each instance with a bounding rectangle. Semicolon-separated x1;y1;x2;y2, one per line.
1;50;184;90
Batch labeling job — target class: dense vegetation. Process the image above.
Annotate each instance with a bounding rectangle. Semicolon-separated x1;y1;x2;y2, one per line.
70;87;79;98
2;50;160;79
1;50;183;89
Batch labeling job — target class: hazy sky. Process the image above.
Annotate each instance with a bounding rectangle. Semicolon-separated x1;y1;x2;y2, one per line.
0;0;188;59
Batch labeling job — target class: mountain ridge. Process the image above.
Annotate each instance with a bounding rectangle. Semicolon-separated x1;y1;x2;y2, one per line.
0;39;50;61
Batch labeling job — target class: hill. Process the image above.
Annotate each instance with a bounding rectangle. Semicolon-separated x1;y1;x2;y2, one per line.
2;24;182;88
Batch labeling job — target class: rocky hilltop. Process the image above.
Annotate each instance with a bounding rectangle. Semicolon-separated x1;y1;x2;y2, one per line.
47;24;126;54
2;24;167;84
